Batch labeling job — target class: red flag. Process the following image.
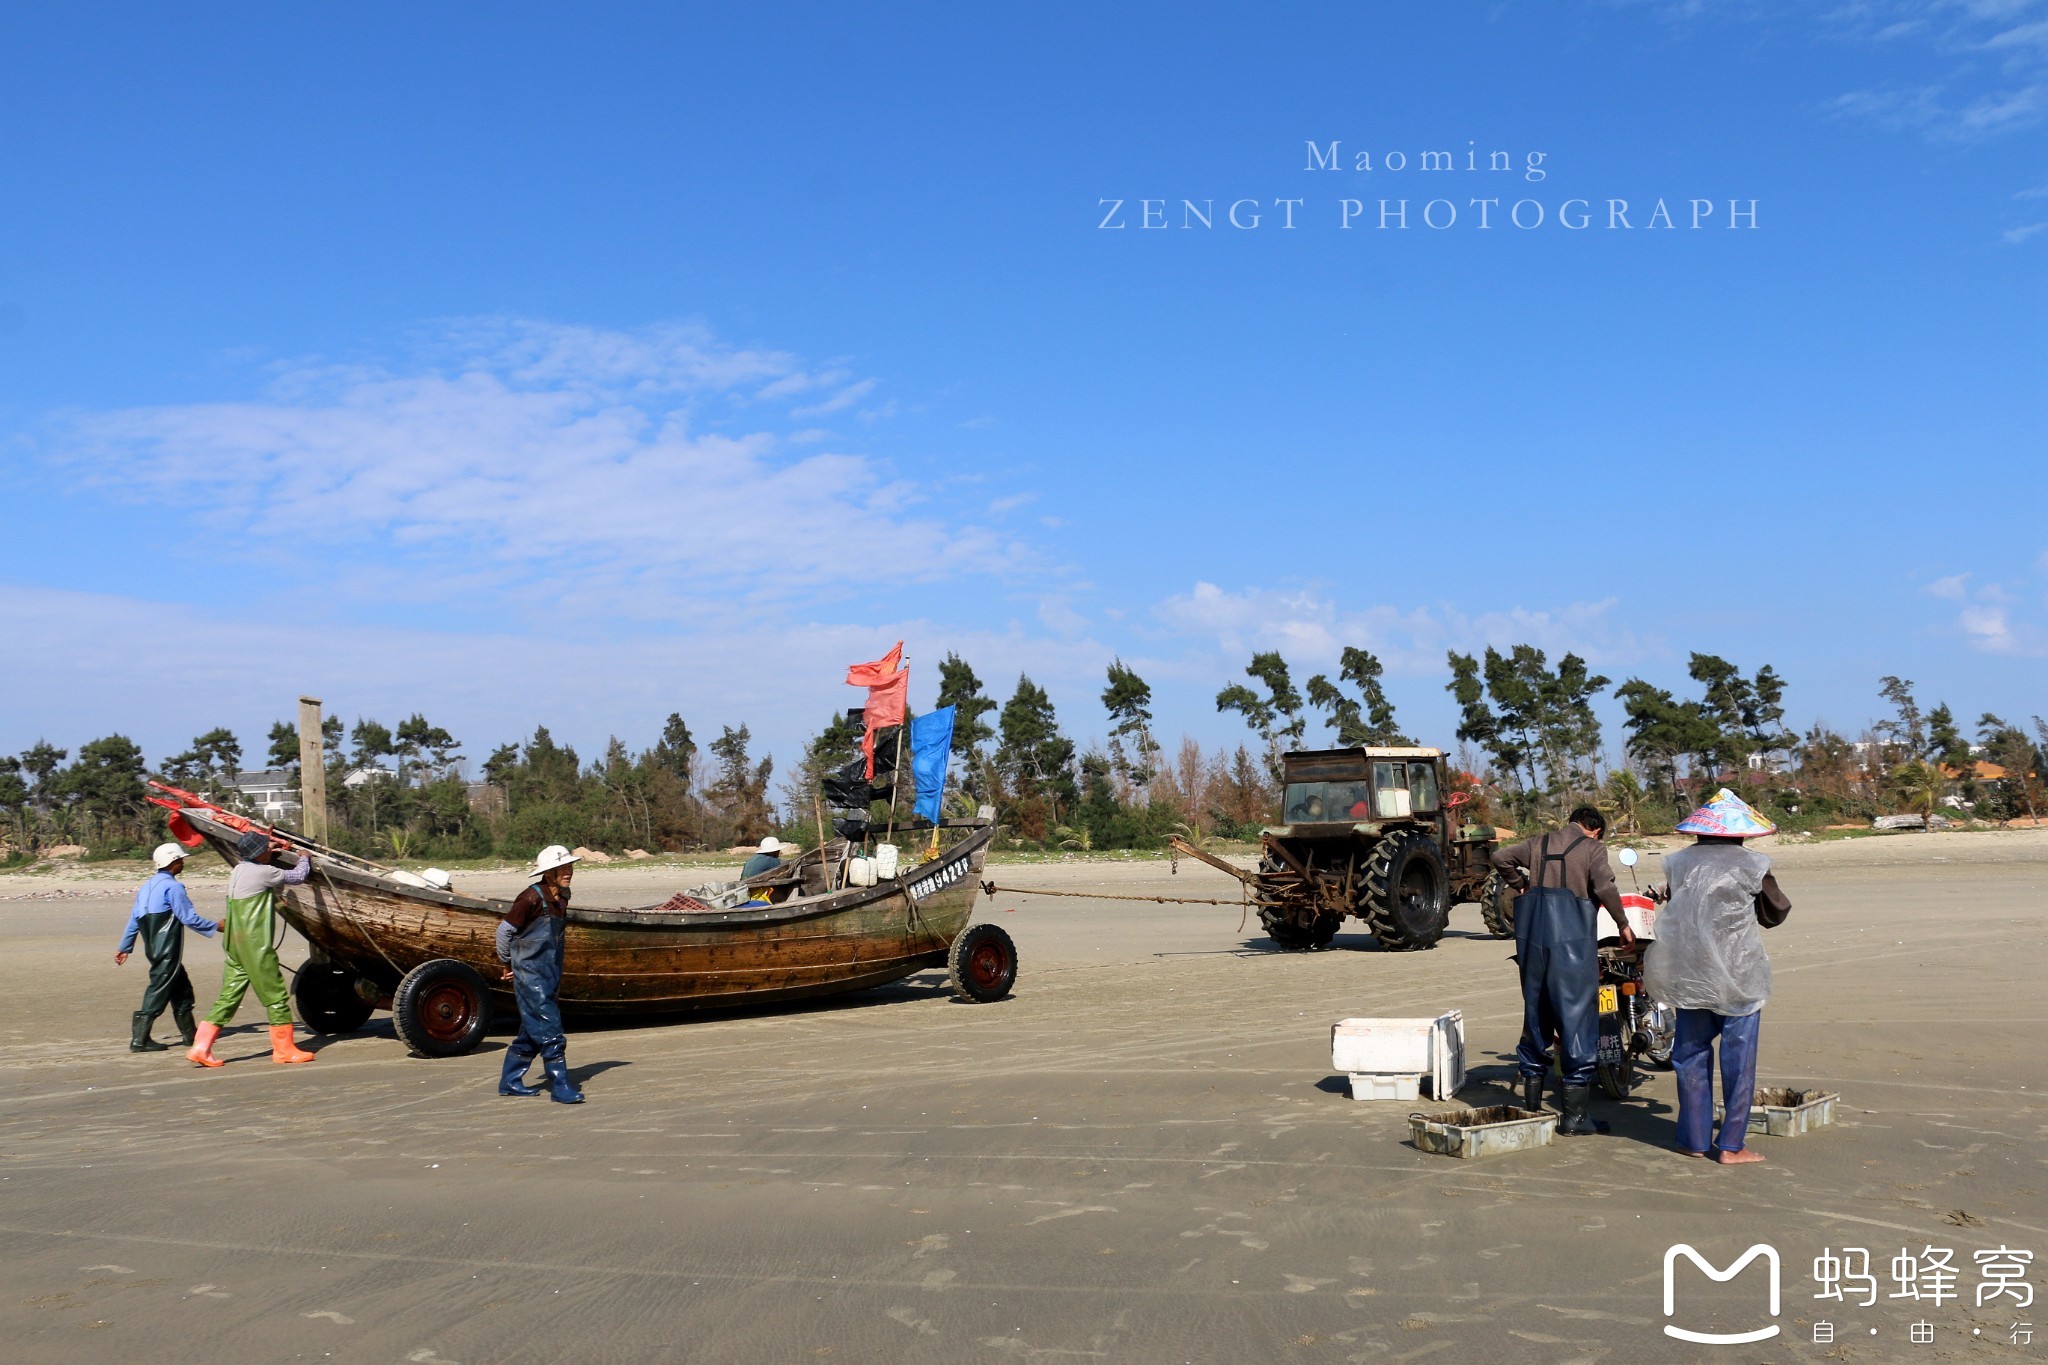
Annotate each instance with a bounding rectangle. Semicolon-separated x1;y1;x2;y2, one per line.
845;642;903;688
858;667;909;779
848;644;909;780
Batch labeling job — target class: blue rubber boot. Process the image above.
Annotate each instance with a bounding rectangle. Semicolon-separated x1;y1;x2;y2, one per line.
499;1046;540;1097
543;1055;584;1105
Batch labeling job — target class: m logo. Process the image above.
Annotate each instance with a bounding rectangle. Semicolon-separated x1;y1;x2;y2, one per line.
1663;1243;1782;1345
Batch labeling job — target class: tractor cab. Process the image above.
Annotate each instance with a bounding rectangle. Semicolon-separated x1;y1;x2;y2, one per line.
1277;748;1444;831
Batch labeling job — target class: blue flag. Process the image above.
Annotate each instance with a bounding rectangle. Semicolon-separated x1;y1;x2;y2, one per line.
909;706;955;824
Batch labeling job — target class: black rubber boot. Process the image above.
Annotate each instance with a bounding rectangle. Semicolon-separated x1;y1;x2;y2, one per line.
172;1004;198;1049
543;1056;584;1105
1556;1084;1604;1136
499;1049;540;1097
1519;1074;1545;1113
130;1011;169;1052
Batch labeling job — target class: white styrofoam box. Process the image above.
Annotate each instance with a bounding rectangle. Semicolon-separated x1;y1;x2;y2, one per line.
1332;1017;1441;1074
1349;1072;1420;1102
1332;1013;1466;1101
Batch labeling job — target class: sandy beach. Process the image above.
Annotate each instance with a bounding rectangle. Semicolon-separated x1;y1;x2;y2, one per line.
2;830;2043;1363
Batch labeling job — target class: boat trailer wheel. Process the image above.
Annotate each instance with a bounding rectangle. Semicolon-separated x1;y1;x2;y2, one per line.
948;923;1018;1003
392;958;493;1058
292;961;375;1034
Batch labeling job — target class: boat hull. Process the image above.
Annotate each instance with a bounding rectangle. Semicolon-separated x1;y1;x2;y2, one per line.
182;811;993;1019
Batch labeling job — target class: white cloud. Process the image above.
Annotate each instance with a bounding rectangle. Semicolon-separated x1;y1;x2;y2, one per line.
1825;1;2048;136
1931;558;2048;655
1153;582;1651;675
791;377;878;418
1957;603;2047;654
1036;596;1091;639
44;319;1031;621
1925;571;1972;599
2003;220;2048;241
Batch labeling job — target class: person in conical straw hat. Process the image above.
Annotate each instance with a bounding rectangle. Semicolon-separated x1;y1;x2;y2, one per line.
1643;789;1792;1164
492;844;584;1103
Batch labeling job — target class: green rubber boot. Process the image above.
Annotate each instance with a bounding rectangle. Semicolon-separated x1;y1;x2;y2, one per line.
130;1011;169;1052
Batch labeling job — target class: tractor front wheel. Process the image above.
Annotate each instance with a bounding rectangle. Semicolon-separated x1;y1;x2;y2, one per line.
1478;871;1515;939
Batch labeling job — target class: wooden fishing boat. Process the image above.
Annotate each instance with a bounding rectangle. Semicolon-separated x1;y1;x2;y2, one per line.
166;801;1013;1057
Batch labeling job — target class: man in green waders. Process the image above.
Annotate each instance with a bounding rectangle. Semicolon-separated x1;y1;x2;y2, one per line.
187;831;318;1067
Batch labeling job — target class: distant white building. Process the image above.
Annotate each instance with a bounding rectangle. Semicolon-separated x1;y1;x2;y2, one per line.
230;769;299;821
341;765;397;789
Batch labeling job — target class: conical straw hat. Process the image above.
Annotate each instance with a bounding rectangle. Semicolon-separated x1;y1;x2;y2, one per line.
1675;787;1776;838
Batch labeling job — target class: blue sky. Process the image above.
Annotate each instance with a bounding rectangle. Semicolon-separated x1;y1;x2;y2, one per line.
2;2;2043;774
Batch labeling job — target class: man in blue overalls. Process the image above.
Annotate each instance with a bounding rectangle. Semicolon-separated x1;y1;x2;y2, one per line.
1491;806;1636;1134
493;844;584;1104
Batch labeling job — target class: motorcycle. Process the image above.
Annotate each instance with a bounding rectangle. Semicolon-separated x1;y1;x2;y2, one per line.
1594;846;1676;1100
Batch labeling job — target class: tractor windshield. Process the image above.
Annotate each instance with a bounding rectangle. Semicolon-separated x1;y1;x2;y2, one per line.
1282;780;1374;823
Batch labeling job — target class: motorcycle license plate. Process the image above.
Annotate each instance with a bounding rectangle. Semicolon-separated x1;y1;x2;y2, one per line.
1598;985;1619;1014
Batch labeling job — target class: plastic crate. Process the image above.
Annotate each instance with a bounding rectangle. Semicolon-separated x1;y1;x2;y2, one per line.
1348;1073;1421;1102
1409;1105;1557;1159
1716;1088;1839;1137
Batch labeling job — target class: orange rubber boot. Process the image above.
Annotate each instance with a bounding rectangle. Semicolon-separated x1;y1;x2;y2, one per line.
187;1021;224;1068
269;1024;315;1064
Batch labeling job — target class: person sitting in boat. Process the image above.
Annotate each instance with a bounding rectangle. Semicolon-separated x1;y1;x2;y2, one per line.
492;844;585;1104
740;836;792;906
187;832;317;1068
741;836;783;880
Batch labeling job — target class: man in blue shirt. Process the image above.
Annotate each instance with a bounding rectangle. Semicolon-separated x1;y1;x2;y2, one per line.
741;836;783;881
116;842;221;1052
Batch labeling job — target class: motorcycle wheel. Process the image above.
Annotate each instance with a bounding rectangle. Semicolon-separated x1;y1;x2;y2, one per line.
1596;1011;1636;1101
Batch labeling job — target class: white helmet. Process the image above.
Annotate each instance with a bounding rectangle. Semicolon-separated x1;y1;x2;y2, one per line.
757;836;782;855
151;842;188;871
533;844;580;876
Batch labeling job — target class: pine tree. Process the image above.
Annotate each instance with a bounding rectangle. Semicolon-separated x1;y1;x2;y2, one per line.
706;725;774;844
1306;647;1408;747
996;675;1077;834
650;713;696;790
1216;651;1306;782
1101;658;1161;788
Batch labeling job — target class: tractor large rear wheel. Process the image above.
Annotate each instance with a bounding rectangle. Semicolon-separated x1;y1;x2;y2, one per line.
1478;871;1515;939
1361;829;1450;951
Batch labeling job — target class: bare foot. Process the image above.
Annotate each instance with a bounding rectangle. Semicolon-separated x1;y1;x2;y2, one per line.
1714;1147;1766;1164
1676;1148;1707;1158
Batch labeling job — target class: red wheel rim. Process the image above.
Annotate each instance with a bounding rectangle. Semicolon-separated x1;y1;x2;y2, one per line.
417;979;480;1042
967;939;1011;990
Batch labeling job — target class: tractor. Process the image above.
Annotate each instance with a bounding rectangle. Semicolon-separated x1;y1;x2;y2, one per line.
1172;746;1511;950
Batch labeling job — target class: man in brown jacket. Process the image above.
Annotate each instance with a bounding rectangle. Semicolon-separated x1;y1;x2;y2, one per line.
1491;806;1636;1133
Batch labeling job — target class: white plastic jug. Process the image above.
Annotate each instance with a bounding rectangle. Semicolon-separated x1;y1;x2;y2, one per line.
845;857;878;888
875;843;899;879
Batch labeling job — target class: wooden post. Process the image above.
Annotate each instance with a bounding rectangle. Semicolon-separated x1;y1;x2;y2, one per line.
296;696;329;842
883;723;908;844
